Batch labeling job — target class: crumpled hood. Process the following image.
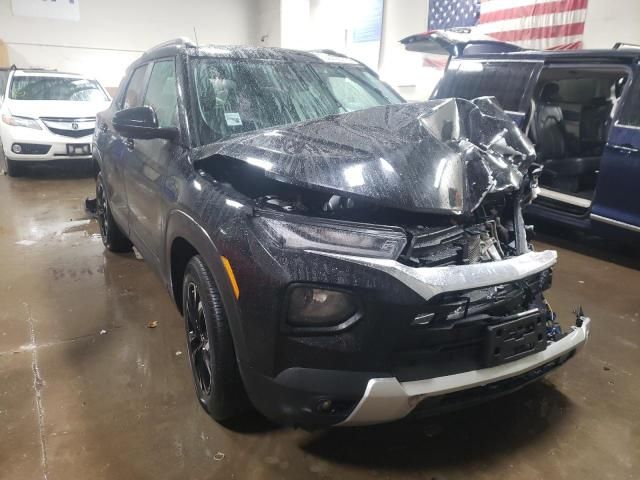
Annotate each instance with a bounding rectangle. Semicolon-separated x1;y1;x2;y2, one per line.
196;97;536;215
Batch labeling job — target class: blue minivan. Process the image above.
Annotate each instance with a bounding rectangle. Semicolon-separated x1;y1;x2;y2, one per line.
402;30;640;240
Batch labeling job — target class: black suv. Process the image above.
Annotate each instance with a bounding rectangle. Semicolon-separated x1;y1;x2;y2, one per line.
94;39;590;429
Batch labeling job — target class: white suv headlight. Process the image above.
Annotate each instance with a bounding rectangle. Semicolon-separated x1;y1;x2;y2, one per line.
2;114;42;130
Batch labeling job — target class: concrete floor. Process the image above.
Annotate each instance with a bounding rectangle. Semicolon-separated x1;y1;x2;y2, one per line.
0;170;638;480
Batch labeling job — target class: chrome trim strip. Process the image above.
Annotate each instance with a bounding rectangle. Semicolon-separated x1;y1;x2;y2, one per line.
610;144;640;154
308;250;557;301
613;121;640;131
42;120;95;131
451;59;545;64
538;187;591;208
590;213;640;233
40;116;96;122
340;317;591;426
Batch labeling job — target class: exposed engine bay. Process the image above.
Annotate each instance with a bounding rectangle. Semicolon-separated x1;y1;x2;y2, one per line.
194;97;541;269
197;158;539;269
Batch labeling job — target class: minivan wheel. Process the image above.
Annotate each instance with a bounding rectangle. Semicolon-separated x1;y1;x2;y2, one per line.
95;171;132;252
182;255;248;421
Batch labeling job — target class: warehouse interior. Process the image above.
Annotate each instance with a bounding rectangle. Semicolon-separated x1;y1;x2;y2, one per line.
1;1;639;479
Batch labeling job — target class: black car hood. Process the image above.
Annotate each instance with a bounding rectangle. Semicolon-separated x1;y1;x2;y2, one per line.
195;97;536;215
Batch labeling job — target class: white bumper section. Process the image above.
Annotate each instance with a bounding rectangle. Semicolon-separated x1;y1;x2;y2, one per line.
340;317;590;426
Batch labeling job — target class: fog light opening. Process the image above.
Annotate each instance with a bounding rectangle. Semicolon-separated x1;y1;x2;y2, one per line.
316;399;333;413
11;143;22;154
287;286;357;327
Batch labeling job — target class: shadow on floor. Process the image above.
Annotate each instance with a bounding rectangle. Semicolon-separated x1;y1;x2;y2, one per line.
532;221;640;270
301;380;572;471
221;409;283;434
4;160;94;180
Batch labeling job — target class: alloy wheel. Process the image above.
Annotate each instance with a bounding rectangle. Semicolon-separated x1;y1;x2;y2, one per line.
185;281;212;396
96;181;109;239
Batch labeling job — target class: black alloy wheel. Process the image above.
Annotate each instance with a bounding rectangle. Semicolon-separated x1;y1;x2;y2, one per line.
182;255;248;421
95;171;132;252
185;280;213;397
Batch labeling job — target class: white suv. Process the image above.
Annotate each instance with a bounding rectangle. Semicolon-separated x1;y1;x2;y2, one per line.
0;68;111;176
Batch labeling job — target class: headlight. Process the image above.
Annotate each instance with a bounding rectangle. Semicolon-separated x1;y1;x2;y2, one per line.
2;114;42;130
287;286;357;327
255;213;407;259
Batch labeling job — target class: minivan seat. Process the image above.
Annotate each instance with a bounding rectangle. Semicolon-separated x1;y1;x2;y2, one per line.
580;96;613;155
531;83;566;160
531;82;600;192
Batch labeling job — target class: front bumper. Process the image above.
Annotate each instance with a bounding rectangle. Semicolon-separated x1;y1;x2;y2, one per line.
1;125;93;161
228;234;591;428
240;316;590;429
340;316;590;426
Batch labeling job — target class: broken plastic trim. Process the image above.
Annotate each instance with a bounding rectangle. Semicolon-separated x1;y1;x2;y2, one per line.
307;249;557;301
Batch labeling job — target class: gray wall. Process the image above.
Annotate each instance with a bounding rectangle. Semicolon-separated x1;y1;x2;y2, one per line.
0;0;259;88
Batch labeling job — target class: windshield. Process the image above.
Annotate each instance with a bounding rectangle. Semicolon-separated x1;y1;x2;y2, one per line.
9;76;109;102
191;58;403;145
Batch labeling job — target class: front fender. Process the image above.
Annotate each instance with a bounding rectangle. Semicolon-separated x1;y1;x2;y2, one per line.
164;208;249;361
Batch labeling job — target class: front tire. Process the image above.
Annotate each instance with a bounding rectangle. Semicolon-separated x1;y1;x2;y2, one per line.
182;255;248;421
96;171;132;252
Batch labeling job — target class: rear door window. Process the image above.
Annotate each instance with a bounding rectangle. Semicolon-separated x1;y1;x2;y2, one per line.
434;61;540;112
122;65;148;109
617;74;640;127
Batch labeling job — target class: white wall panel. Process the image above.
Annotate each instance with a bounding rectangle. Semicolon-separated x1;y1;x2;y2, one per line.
0;0;258;88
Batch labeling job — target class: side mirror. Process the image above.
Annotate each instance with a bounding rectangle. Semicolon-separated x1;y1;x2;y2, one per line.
112;106;178;141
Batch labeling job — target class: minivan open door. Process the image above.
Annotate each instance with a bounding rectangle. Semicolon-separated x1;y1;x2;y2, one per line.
590;64;640;238
401;30;539;128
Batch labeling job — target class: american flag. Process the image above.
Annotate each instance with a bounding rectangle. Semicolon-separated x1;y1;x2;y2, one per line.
428;0;589;51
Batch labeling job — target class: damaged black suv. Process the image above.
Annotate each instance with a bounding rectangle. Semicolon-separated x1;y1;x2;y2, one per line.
93;38;591;428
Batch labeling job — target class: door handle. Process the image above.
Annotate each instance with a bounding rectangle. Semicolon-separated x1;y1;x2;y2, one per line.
125;138;134;151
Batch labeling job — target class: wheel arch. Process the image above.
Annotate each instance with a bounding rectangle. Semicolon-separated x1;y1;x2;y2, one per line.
169;236;199;315
92;146;103;175
165;209;248;359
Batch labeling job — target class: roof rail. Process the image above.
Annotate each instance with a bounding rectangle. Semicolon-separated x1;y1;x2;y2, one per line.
148;37;195;51
0;65;58;72
613;42;640;50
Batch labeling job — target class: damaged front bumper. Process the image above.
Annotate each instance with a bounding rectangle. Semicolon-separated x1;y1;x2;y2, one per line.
309;249;558;301
339;316;590;426
234;241;591;428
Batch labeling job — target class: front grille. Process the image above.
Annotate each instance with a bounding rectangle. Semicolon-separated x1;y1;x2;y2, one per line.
400;224;493;267
40;116;95;139
46;127;94;138
391;272;553;382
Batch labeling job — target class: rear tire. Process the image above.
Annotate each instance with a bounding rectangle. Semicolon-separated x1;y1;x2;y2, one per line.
96;171;132;252
182;255;248;421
